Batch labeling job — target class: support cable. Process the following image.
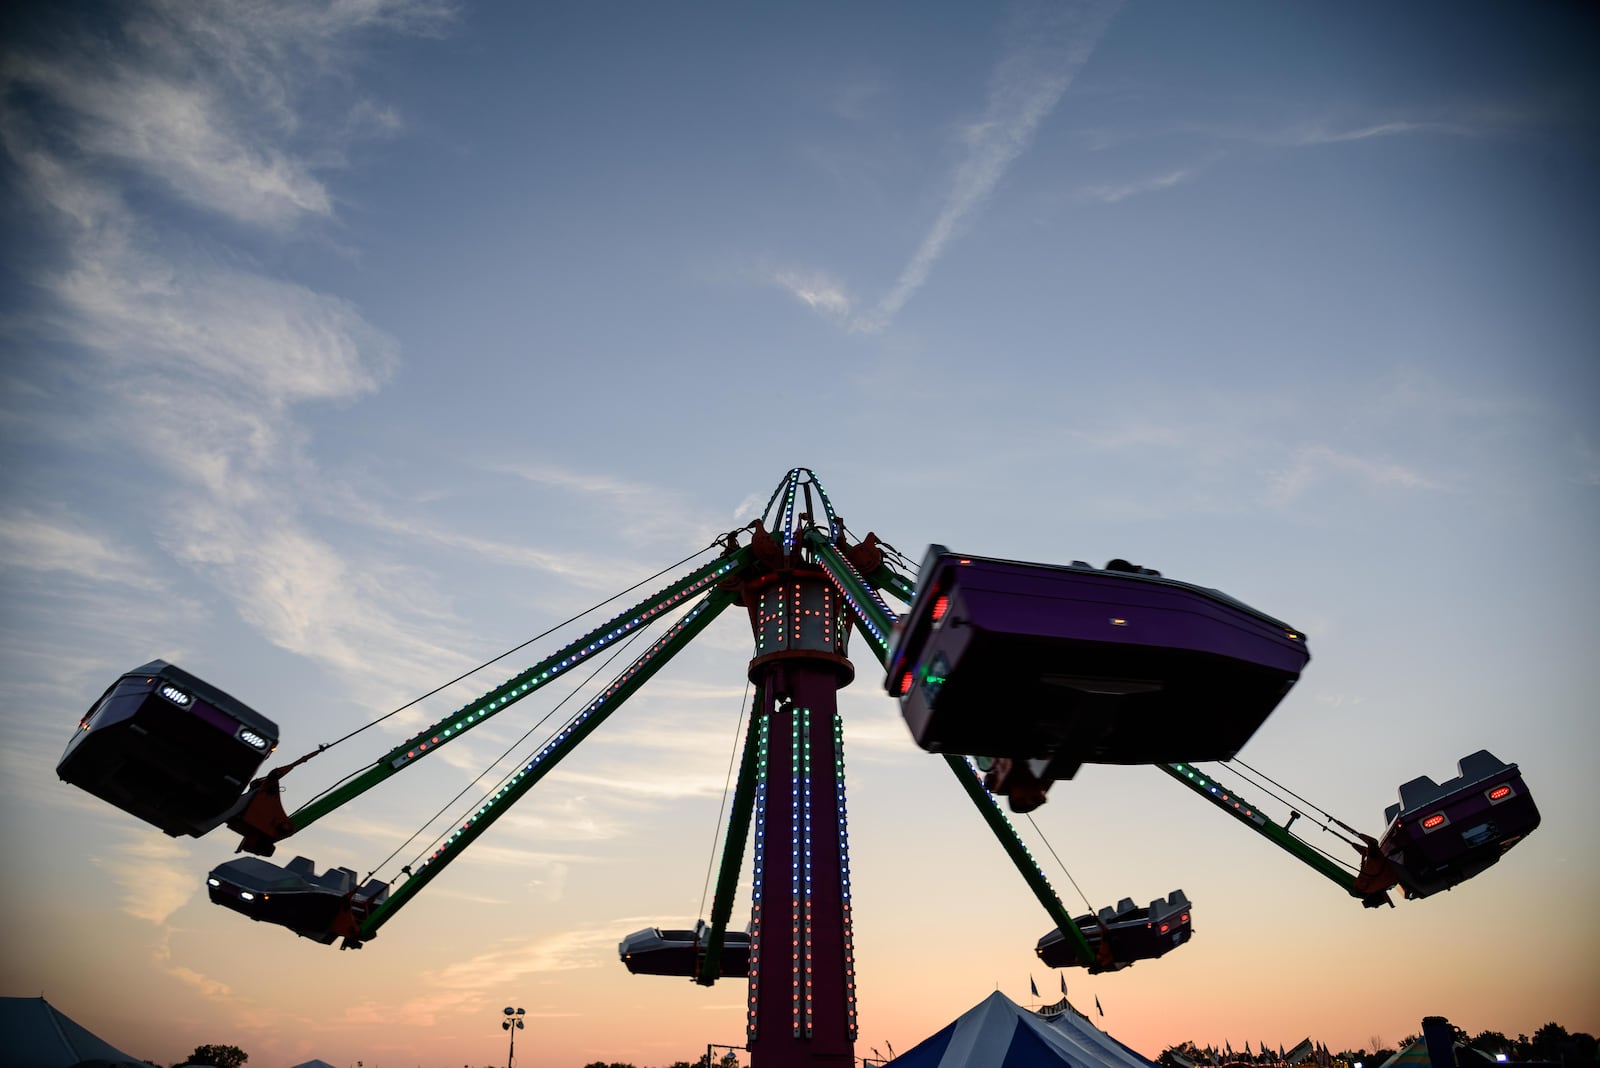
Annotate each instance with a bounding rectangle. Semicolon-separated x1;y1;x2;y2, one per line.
1024;813;1096;915
1228;757;1368;839
699;679;753;921
294;540;723;808
374;617;661;881
1214;760;1364;858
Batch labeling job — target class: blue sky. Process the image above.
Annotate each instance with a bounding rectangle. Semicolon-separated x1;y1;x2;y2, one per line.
1;3;1596;1066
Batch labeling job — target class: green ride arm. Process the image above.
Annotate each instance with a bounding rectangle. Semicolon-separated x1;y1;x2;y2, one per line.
1155;762;1357;893
942;754;1099;968
804;529;897;660
697;683;766;986
359;588;738;938
290;548;753;831
865;562;916;606
838;598;1100;969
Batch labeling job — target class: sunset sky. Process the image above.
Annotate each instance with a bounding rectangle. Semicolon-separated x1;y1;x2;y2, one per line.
1;2;1596;1067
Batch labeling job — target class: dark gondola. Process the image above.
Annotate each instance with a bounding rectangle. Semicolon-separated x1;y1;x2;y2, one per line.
207;856;388;944
1035;890;1192;973
886;547;1308;779
57;661;280;836
618;920;752;977
1378;751;1539;899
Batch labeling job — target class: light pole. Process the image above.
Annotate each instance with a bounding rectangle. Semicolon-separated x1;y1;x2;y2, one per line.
502;1006;525;1068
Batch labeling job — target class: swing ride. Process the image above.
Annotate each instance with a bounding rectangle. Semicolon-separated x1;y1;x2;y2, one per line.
56;468;1541;1068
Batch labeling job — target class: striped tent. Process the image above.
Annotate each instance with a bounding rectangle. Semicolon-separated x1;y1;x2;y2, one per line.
889;991;1157;1068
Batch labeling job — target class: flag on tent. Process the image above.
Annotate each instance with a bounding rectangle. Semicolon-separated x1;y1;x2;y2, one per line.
1226;1041;1234;1059
1280;1045;1287;1062
1095;995;1103;1017
1247;1042;1254;1057
1030;976;1039;998
1060;974;1068;996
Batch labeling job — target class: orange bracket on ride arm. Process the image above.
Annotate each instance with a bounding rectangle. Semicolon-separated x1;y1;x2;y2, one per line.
225;747;322;855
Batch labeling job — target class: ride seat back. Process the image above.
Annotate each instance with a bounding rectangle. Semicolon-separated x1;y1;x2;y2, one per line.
1456;750;1508;784
1395;775;1444;816
1115;897;1137;916
287;856;316;879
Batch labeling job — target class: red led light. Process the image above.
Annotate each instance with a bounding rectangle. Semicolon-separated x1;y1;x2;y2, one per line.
1421;812;1447;830
897;671;913;695
1159;923;1170;933
1487;784;1513;801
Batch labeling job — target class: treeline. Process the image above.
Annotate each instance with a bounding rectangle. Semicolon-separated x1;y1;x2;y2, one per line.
1159;1023;1597;1068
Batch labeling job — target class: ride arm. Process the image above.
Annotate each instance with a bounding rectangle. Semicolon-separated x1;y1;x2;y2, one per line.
697;682;766;985
286;548;753;833
357;587;739;940
1155;762;1358;894
814;538;1099;967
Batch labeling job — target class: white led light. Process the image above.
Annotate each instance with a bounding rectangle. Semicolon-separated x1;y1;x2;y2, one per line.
237;728;270;751
158;684;193;707
239;890;255;901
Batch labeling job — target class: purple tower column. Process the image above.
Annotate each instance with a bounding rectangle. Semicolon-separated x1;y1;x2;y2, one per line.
743;569;857;1068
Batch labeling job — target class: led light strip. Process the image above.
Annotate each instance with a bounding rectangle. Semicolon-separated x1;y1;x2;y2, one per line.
747;713;770;1041
834;711;858;1039
415;598;718;869
390;556;746;769
798;705;814;1038
817;550;896;652
1169;762;1268;826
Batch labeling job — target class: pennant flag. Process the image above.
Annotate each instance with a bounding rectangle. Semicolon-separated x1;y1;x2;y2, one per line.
1280;1046;1287;1062
1095;995;1104;1017
1030;976;1039;998
1060;973;1068;996
1227;1042;1235;1058
1247;1043;1254;1057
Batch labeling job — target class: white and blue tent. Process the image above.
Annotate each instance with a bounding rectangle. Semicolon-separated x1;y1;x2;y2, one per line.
890;991;1159;1068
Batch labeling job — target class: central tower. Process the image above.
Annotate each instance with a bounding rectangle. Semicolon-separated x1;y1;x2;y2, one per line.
738;473;859;1068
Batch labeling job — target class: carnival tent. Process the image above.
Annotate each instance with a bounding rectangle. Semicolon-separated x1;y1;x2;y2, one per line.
0;996;148;1068
890;991;1159;1068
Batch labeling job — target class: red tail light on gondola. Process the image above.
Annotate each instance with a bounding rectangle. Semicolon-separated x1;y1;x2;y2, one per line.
1486;784;1514;803
1421;812;1448;831
931;594;949;622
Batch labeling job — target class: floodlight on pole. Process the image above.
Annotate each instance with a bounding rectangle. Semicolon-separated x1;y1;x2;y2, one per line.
500;1006;525;1068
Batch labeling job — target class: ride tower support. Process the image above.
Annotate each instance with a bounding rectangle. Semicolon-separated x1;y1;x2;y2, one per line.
741;565;858;1068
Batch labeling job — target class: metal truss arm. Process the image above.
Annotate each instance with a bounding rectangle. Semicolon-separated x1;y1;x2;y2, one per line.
358;588;739;939
942;755;1099;967
289;548;753;832
697;683;766;986
803;529;897;661
1156;762;1358;893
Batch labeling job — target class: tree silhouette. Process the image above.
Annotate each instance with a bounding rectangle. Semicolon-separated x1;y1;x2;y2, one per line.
185;1045;248;1068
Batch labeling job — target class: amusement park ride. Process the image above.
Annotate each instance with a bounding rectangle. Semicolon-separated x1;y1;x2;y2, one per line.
59;469;1541;1068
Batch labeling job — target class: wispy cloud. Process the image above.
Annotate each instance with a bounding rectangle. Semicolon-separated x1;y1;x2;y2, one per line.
91;833;197;925
0;511;160;588
0;3;474;705
1284;119;1478;146
1080;165;1195;204
1269;444;1441;502
854;1;1119;332
772;269;855;322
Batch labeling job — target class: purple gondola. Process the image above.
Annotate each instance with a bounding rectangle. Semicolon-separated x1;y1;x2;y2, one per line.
207;855;387;944
1378;750;1539;899
619;920;752;978
57;661;279;837
1035;890;1193;973
885;547;1308;778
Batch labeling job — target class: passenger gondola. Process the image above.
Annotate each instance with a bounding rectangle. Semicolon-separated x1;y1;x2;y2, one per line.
57;660;280;837
1035;890;1192;973
1378;750;1539;899
885;547;1308;779
618;920;752;977
206;855;387;945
